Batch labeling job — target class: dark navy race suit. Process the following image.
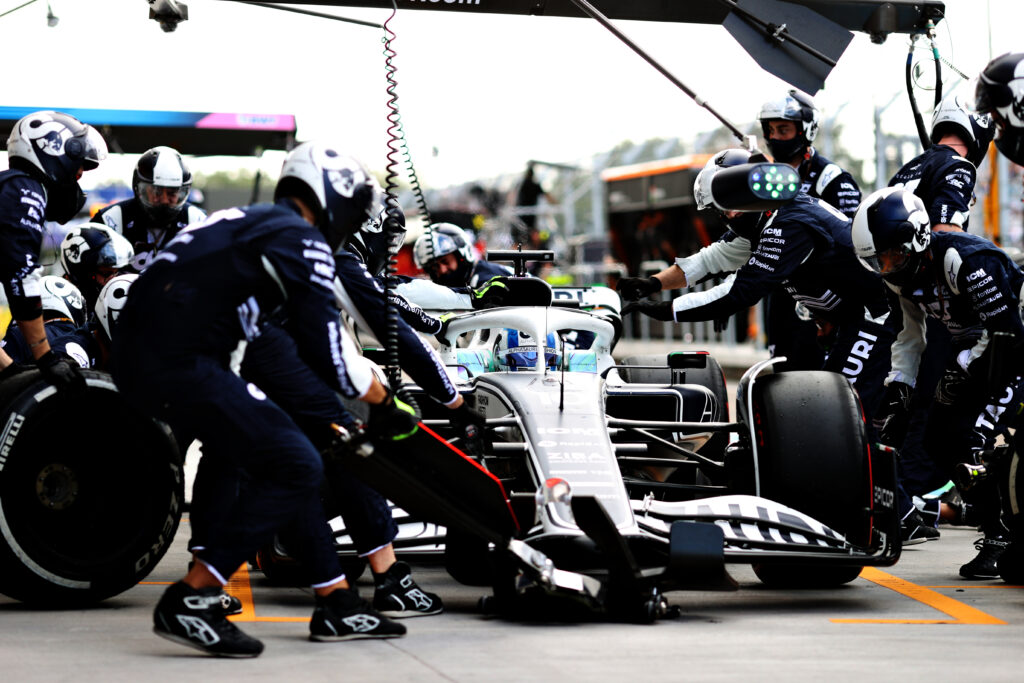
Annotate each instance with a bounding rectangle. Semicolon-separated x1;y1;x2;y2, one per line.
671;193;893;418
2;318;93;367
0;170;47;329
888;232;1024;517
96;198;206;272
888;144;979;495
765;149;862;372
112;200;366;586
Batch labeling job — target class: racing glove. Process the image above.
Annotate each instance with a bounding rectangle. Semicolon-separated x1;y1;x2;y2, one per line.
471;278;510;310
434;312;457;345
36;350;86;395
873;381;913;448
367;392;419;441
616;276;662;301
621;300;675;322
934;365;970;406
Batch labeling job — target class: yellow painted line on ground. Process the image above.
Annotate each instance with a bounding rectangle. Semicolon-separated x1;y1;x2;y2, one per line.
226;563;257;622
138;581;174;586
831;567;1007;625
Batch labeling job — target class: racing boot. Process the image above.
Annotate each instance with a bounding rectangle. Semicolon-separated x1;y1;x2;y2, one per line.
187;559;243;615
959;535;1010;580
901;509;940;545
219;592;244;616
309;587;406;641
153;581;264;657
372;561;444;618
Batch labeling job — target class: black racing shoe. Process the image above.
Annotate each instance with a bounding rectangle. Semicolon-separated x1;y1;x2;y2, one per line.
960;536;1010;580
219;592;244;616
373;561;444;618
901;510;941;545
309;588;406;642
153;581;264;658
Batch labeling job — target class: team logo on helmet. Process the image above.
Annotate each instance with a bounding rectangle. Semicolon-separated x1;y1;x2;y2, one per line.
328;167;357;198
62;234;89;264
34;125;69;156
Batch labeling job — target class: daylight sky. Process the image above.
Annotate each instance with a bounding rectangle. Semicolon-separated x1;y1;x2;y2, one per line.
3;0;1023;188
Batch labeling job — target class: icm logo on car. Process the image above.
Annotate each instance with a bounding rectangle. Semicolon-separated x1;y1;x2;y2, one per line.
0;412;26;471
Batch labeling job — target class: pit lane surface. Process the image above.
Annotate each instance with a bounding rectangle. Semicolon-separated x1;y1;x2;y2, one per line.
2;520;1022;681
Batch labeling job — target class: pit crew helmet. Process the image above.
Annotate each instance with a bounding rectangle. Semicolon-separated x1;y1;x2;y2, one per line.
6;110;107;222
757;89;820;162
693;149;764;241
133;146;192;225
493;328;561;371
59;223;134;308
413;223;477;287
851;187;931;286
95;273;138;341
930;93;995;166
350;201;407;277
274;142;380;250
975;52;1024;165
39;276;87;328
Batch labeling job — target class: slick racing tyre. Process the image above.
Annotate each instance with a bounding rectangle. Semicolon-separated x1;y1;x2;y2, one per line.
749;371;870;588
619;353;730;457
0;370;182;606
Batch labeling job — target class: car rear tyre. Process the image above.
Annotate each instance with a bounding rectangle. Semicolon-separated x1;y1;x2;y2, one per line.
749;371;870;588
0;370;182;605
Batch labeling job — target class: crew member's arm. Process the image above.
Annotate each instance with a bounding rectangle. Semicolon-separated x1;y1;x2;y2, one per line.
929;160;975;232
886;287;927;386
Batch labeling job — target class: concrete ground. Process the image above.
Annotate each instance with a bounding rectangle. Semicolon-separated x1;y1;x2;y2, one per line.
1;520;1022;681
6;341;1021;680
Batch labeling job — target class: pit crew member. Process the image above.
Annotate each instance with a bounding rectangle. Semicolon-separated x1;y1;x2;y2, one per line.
853;187;1022;578
112;143;412;656
0;111;106;393
95;146;205;271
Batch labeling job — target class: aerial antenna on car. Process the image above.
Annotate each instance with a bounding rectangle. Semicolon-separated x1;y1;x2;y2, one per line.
558;334;567;412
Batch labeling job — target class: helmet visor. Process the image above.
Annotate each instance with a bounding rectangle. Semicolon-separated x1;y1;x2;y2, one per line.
862;247;911;276
137;180;189;211
79;126;108;171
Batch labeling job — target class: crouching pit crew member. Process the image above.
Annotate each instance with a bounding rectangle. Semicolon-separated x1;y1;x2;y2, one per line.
0;111;106;392
112;142;415;657
853;187;1024;578
975;50;1024;581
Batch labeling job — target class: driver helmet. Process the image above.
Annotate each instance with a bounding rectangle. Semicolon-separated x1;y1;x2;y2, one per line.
274;142;380;251
974;52;1024;165
757;89;820;163
493;328;561;371
930;93;994;167
95;273;138;341
133;146;193;225
851;187;931;287
58;223;134;309
693;149;765;240
39;275;87;328
413;223;477;286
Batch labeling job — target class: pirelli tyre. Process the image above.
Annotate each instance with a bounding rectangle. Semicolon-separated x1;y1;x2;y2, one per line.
999;448;1024;584
749;371;870;588
0;369;182;605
